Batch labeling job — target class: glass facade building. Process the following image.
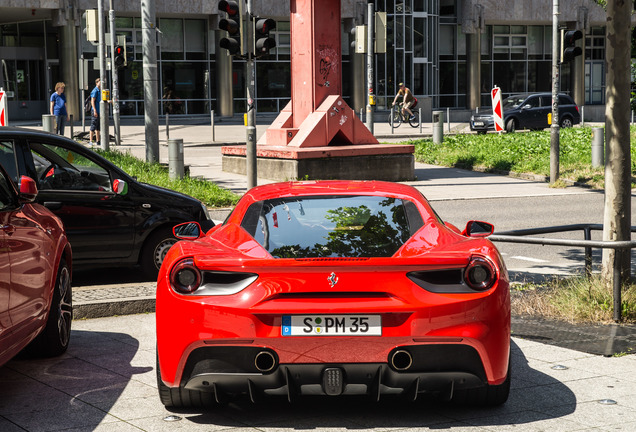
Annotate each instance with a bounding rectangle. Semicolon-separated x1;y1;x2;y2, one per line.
0;0;611;121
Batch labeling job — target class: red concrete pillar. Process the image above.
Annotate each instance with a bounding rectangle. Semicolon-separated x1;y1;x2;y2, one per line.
290;0;342;127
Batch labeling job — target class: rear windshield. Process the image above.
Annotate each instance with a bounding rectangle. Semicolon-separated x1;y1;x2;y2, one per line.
241;195;423;258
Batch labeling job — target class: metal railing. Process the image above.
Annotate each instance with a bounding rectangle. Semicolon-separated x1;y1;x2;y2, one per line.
489;224;636;322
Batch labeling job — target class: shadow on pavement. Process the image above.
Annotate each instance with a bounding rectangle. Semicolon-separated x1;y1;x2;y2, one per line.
0;330;151;431
167;341;576;429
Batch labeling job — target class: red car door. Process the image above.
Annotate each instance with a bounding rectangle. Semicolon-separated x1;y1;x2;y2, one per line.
0;194;12;341
4;199;51;339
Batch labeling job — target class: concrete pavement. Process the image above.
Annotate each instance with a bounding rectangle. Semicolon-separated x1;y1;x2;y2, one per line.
1;312;635;431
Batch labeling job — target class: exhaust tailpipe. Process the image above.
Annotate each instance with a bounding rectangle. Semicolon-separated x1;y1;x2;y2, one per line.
254;351;277;372
390;350;413;371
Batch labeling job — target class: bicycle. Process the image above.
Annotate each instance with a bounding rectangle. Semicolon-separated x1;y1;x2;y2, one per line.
388;101;420;128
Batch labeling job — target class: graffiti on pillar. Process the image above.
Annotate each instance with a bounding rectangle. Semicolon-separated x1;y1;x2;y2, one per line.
317;45;338;88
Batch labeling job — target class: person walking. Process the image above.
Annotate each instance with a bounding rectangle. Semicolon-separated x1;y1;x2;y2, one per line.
50;82;69;135
391;82;416;121
89;78;101;144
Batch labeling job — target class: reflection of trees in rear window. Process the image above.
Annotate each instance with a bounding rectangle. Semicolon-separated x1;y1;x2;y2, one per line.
245;196;414;258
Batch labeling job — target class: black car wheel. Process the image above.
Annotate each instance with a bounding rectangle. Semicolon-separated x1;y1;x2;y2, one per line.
157;350;216;408
560;116;574;128
27;259;72;357
505;119;516;133
141;228;178;279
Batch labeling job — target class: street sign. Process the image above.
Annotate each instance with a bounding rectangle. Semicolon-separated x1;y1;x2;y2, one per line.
491;85;504;132
0;90;7;126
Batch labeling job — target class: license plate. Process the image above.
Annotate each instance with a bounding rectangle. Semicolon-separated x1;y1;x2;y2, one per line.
282;315;381;336
473;121;485;126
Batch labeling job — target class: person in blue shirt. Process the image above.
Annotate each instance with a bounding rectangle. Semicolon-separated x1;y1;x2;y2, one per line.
89;78;101;144
49;82;69;135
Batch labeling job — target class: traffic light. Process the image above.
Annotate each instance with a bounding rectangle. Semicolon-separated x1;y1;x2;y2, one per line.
561;29;583;63
218;0;243;56
254;18;276;57
114;45;125;69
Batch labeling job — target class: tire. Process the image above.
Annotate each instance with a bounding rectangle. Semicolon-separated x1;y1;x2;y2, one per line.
560;116;574;128
140;228;178;279
451;354;511;407
388;111;402;128
157;350;216;408
27;259;72;357
408;112;420;128
505;118;516;133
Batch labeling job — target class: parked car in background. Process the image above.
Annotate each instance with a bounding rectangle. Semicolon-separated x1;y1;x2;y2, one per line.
470;92;581;133
156;180;510;408
0;166;72;367
0;127;212;278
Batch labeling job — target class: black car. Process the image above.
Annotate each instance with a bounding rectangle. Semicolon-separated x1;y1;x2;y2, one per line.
0;127;212;278
470;92;581;133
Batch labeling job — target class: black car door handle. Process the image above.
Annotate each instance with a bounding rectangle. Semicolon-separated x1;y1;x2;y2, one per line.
43;202;63;211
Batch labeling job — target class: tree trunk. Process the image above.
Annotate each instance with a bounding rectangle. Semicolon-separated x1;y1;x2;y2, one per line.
601;0;632;283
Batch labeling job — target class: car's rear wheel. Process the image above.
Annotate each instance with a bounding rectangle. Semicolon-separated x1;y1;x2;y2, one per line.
156;351;216;408
505;118;516;133
27;259;72;357
141;228;178;279
451;353;511;406
560;116;574;128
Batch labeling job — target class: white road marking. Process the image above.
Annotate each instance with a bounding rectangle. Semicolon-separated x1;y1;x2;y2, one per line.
510;256;549;263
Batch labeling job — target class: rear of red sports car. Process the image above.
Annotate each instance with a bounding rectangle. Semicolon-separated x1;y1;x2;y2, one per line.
156;181;510;407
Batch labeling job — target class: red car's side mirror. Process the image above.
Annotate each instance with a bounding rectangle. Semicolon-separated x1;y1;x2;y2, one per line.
18;176;38;203
463;220;494;237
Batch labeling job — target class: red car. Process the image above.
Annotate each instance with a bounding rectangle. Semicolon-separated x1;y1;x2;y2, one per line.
0;168;72;367
156;180;510;407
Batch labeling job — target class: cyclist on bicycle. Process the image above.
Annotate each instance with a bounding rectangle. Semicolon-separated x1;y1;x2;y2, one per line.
392;82;416;121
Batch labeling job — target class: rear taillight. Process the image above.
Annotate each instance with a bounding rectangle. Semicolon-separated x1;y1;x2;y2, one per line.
170;258;202;294
464;256;496;291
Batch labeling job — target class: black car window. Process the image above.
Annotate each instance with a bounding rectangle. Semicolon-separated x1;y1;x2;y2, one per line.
28;142;112;192
241;195;415;258
0;141;18;183
0;169;15;211
558;95;574;105
525;96;540;108
502;96;526;110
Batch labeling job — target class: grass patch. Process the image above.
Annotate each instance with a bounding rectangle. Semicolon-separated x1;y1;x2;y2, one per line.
413;126;636;189
96;149;240;208
511;275;636;324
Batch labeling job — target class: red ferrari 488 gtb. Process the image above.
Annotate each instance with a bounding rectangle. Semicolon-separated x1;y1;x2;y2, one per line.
156;180;510;408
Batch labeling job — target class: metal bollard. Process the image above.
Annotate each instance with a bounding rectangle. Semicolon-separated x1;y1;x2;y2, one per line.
168;138;184;179
42;114;55;133
69;114;74;139
432;110;444;144
419;107;423;134
591;127;604;168
211;110;215;142
166;113;170;140
390;106;395;134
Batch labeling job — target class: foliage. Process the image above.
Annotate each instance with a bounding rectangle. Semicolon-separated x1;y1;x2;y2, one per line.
511;275;636;324
412;126;636;189
96;149;240;208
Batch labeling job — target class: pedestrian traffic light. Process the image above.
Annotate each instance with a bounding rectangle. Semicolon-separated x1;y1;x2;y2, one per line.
561;29;583;63
114;45;126;69
218;0;243;56
254;18;276;57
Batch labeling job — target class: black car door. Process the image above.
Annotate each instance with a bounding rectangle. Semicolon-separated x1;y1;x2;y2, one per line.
21;138;136;261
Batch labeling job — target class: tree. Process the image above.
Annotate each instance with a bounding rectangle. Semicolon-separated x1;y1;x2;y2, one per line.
601;0;632;285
